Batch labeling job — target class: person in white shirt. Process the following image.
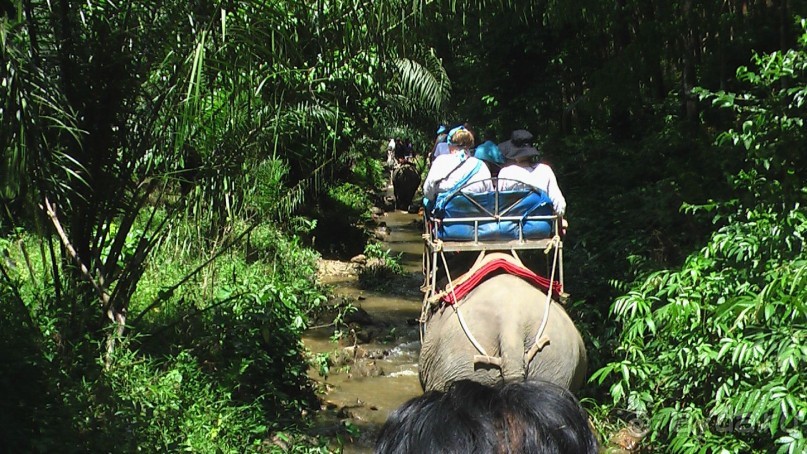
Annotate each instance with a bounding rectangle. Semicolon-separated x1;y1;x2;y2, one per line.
385;137;397;185
497;129;566;216
422;127;493;201
386;137;396;161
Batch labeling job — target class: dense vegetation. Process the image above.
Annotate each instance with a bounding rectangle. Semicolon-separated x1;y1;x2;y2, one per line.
2;0;806;452
589;35;807;452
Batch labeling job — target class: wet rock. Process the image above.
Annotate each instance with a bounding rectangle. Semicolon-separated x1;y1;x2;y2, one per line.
371;206;385;216
373;222;392;241
345;306;374;325
322;400;339;410
343;345;368;360
383;196;395;211
348;360;385;378
317;258;357;278
329;345;371;367
307;422;344;437
350;254;367;264
328;350;352;367
353;328;373;344
337;399;366;419
365;257;387;268
607;424;649;453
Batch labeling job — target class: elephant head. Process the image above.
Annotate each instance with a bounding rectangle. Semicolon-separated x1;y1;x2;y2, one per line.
419;254;587;392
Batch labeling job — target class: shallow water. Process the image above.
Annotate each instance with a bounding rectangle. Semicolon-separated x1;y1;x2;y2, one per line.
303;210;426;452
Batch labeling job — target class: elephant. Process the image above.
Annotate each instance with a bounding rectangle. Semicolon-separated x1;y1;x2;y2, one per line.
392;163;420;211
419;257;587;392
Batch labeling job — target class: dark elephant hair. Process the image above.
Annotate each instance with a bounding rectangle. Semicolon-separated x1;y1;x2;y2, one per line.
375;379;599;454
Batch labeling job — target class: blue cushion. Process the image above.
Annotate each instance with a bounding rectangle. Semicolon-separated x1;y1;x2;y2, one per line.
431;190;554;241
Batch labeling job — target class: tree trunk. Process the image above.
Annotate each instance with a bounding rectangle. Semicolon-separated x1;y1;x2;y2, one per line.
681;0;698;124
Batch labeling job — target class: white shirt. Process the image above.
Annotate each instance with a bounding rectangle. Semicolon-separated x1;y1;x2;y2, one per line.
498;163;566;216
386;139;396;166
423;153;493;200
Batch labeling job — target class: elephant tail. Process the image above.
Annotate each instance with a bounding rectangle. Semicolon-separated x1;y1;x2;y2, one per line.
499;329;528;382
466;316;528;382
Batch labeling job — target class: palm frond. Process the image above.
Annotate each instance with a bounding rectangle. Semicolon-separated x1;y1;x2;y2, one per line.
390;48;451;115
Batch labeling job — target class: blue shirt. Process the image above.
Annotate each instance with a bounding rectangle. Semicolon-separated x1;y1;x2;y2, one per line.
432;142;450;159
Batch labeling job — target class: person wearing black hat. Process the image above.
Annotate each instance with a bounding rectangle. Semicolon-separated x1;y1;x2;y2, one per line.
422;128;493;201
498;129;567;216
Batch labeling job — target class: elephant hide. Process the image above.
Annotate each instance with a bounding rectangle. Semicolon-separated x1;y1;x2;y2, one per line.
419;272;587;392
392;164;420;210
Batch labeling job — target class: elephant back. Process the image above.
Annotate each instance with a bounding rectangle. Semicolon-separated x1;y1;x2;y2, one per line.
393;163;421;210
393;163;419;183
420;272;587;392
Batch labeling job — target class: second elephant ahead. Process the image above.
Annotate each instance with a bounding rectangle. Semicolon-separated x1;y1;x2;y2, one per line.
419;262;587;392
392;163;420;211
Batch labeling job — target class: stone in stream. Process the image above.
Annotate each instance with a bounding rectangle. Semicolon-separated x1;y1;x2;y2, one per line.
347;360;385;379
349;253;367;264
344;306;374;325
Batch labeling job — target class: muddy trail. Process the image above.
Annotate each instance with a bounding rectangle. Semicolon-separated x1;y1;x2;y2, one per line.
305;210;425;452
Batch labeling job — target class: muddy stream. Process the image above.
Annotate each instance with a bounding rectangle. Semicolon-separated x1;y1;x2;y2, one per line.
304;210;425;452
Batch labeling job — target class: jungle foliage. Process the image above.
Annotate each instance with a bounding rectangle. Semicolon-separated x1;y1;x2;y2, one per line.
0;0;443;450
592;23;807;453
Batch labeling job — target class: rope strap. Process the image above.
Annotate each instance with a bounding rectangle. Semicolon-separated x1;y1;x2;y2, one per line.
524;235;562;370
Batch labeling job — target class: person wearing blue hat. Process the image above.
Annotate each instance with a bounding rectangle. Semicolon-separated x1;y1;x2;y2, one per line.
422;128;493;201
473;140;506;177
430;124;449;163
431;124;467;161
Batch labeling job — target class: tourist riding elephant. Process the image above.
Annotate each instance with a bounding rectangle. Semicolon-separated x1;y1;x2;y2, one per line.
392;163;420;211
419;270;587;392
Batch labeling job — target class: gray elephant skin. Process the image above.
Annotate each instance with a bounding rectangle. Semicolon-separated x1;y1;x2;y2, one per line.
392;164;420;210
419;273;587;392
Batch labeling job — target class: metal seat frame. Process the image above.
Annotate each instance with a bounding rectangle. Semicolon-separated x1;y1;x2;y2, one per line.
421;178;565;314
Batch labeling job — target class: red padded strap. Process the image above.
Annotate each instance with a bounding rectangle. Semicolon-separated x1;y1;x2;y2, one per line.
442;258;563;305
